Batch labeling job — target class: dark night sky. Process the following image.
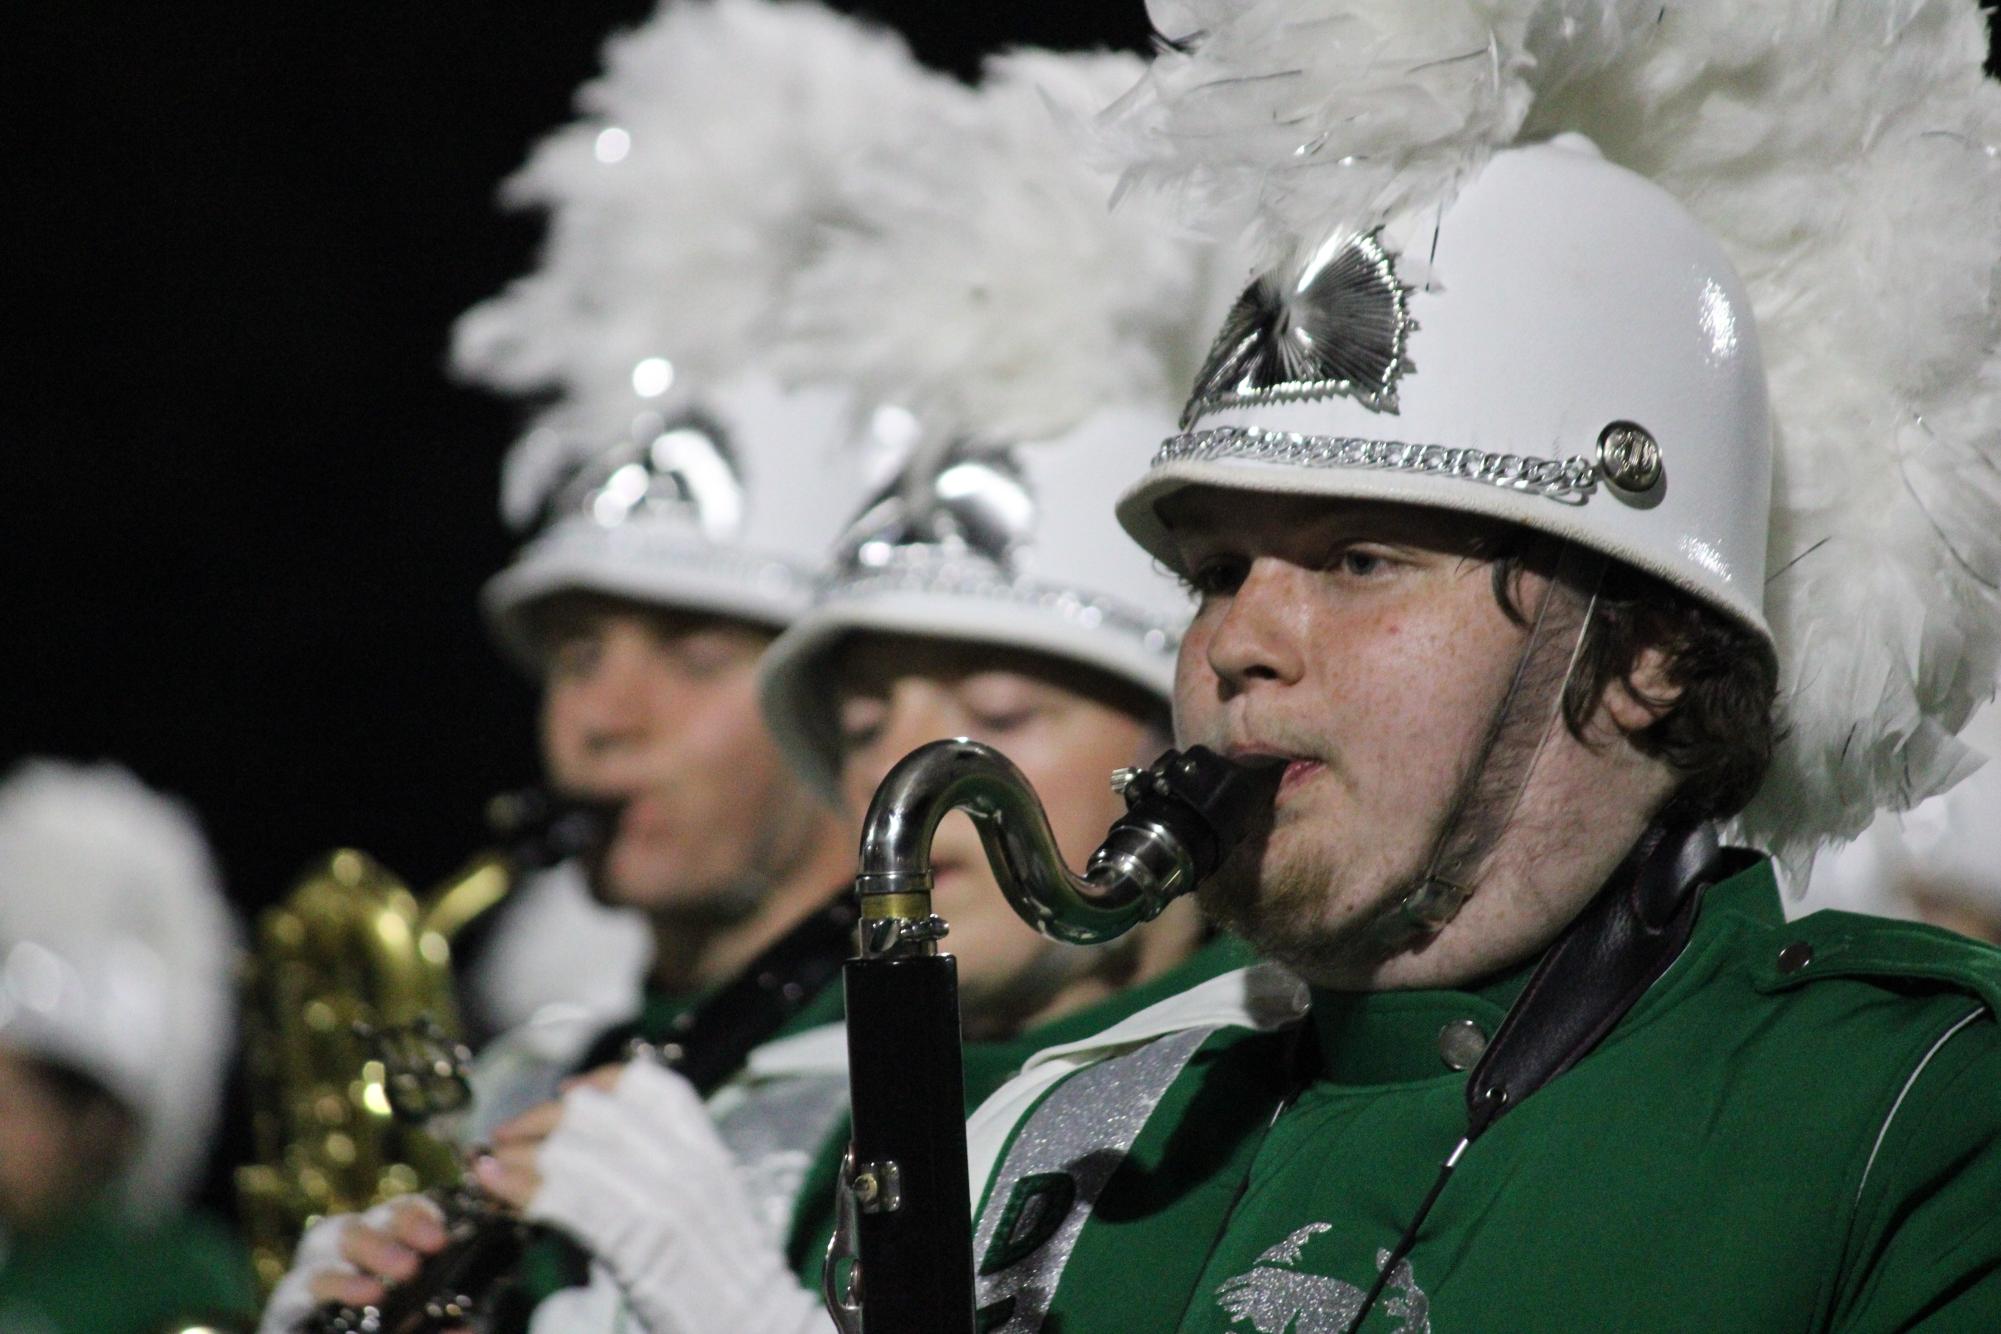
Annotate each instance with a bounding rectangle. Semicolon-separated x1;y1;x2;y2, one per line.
7;2;1152;914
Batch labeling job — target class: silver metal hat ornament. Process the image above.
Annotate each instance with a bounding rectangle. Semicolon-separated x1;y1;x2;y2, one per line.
819;424;1184;653
530;405;747;543
836;438;1034;580
1184;228;1416;427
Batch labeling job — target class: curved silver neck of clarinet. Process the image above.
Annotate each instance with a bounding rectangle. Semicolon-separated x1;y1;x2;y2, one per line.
852;738;1282;956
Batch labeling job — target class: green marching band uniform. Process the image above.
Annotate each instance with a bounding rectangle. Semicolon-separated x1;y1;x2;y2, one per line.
968;865;2001;1330
0;1198;256;1334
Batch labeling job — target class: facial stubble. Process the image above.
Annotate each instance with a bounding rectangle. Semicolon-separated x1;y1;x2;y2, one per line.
1200;557;1604;985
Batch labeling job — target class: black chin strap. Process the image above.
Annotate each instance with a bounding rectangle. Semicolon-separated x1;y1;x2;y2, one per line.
1343;821;1748;1332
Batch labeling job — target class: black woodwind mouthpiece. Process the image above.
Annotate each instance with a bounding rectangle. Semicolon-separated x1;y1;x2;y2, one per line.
1111;746;1285;880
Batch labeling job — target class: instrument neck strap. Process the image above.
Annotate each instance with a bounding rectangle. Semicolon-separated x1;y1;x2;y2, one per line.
605;887;857;1094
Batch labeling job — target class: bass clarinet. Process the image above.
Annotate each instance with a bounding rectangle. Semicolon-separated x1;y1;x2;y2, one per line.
824;739;1282;1334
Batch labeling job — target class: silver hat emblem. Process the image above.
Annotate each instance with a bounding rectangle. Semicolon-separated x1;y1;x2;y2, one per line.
540;407;746;540
836;440;1035;577
1185;229;1416;428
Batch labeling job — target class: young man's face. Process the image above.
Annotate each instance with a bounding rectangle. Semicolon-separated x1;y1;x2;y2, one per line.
1165;489;1550;984
535;594;826;920
832;635;1162;1026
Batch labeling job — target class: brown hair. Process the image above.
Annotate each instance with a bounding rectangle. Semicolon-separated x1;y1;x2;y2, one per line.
1491;543;1779;823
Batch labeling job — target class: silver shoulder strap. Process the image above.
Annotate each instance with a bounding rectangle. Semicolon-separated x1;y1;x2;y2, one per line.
971;1026;1217;1331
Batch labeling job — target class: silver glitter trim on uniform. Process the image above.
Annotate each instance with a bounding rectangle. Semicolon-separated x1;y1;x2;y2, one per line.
1184;231;1415;428
516;521;818;605
830;548;1183;655
713;1071;854;1244
1216;1229;1431;1334
1156;426;1601;506
972;1027;1215;1331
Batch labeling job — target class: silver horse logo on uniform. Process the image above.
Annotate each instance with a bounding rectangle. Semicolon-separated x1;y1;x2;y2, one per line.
835;438;1034;578
1215;1225;1431;1334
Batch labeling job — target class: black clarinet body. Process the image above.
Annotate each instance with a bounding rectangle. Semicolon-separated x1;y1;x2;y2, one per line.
839;953;976;1334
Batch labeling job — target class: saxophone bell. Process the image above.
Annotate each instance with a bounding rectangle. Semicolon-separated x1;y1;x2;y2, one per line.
298;1022;525;1334
236;787;617;1314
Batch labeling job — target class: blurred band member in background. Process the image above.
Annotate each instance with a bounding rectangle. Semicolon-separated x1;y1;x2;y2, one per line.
462;48;1245;1331
270;30;1248;1334
256;2;960;1329
0;760;255;1332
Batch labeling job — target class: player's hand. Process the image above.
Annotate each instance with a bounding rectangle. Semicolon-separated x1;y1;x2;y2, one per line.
257;1196;459;1334
474;1063;624;1209
305;1199;450;1308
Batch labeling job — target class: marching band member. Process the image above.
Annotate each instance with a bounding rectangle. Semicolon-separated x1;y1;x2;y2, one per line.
952;2;2001;1328
0;760;253;1332
257;2;957;1328
450;44;1247;1334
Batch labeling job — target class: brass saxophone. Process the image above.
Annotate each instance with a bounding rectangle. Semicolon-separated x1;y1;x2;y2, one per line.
236;792;607;1298
823;740;1283;1334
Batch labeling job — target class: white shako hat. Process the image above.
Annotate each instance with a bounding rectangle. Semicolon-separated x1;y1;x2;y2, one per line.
757;50;1229;798
0;760;239;1213
1102;0;2001;863
454;0;966;664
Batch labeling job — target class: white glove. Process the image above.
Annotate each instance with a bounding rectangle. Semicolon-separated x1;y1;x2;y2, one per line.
527;1060;831;1334
255;1195;447;1334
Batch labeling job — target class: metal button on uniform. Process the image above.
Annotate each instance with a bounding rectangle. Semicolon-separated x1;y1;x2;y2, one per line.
1438;1018;1489;1072
1777;941;1814;974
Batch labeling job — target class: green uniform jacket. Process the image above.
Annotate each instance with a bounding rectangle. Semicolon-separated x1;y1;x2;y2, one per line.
0;1198;256;1333
971;860;2001;1332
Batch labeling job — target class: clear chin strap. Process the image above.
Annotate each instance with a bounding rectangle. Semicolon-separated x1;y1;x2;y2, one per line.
1390;539;1608;937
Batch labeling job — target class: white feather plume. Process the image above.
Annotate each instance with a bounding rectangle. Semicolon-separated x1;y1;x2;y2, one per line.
1099;0;2001;861
775;49;1230;445
451;0;964;527
1102;0;1657;271
0;760;240;1212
